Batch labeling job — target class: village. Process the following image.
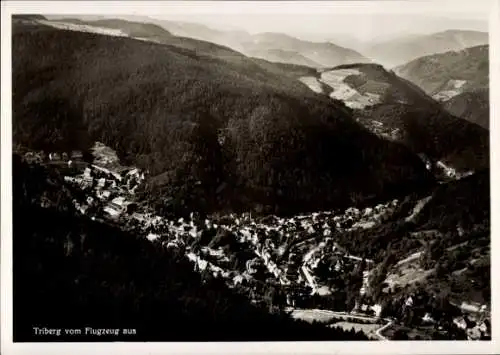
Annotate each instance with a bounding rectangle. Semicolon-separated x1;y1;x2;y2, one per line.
19;141;491;340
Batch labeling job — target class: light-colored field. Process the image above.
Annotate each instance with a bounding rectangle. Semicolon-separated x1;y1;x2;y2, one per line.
40;20;129;38
319;69;382;109
385;264;433;289
299;76;325;94
290;309;338;324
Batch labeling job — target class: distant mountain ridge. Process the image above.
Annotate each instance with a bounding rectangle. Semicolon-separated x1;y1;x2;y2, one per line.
365;30;488;67
244;48;322;68
43;16;370;69
240;32;371;68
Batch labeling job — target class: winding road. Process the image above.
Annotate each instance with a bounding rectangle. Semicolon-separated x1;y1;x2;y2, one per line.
288;308;393;340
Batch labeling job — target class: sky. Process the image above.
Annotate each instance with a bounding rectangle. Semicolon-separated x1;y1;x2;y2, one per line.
45;0;490;43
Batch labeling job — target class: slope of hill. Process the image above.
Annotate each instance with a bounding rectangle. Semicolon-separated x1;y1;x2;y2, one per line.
298;63;489;175
12;21;434;216
13;155;370;341
366;30;488;67
56;17;173;40
57;16;369;68
442;89;489;129
393;45;489;98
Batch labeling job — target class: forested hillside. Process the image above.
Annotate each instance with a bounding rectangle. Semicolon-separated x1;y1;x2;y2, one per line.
13;21;434;216
442;89;489;129
13;155;369;341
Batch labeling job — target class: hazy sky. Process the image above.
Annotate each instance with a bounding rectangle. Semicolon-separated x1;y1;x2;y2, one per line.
46;0;490;42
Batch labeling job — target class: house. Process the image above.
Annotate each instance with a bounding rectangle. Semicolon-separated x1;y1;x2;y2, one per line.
97;178;106;189
363;207;373;217
126;168;139;176
24;152;34;161
478;320;490;335
467;327;482;340
453;316;467;330
460;301;482;313
71;150;83;160
111;197;127;208
83;167;92;179
146;233;160;242
370;304;382;318
49;152;61;161
104;204;122;218
97;190;111;200
405;296;414;307
422;313;436;324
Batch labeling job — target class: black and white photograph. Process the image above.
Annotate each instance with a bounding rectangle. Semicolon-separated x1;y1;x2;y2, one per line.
1;0;498;353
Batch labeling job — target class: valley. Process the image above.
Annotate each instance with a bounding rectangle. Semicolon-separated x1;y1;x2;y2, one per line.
10;13;491;343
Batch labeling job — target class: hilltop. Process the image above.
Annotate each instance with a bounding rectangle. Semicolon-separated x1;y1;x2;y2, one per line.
443;89;489;129
55;17;173;39
12;21;434;216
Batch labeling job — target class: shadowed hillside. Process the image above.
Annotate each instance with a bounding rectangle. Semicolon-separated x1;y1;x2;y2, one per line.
12;155;369;341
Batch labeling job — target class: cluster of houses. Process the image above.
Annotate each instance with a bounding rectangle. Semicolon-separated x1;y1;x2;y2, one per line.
355;118;403;142
63;162;145;220
23;149;84;165
53;152;406;315
435;161;474;180
451;302;491;340
99;195;386;308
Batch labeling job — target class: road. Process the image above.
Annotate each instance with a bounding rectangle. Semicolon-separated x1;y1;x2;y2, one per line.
374;319;393;340
288;308;392;340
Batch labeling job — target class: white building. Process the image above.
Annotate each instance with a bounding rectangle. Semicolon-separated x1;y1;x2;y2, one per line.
453;317;467;330
422;313;435;323
97;178;106;189
147;233;160;242
370;304;382;318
